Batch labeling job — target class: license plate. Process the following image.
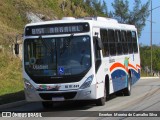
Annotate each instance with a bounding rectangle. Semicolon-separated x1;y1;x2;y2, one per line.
52;97;64;101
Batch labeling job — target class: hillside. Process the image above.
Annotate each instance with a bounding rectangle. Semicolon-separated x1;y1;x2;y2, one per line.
0;0;93;96
0;0;90;44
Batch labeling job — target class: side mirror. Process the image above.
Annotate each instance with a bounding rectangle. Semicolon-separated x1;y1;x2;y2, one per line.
15;43;19;55
96;38;103;50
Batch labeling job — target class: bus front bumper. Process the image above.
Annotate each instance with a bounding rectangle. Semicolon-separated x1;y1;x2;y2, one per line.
24;85;97;102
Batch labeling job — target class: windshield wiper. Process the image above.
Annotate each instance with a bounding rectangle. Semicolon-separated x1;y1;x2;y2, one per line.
60;34;74;56
39;36;52;52
66;33;74;47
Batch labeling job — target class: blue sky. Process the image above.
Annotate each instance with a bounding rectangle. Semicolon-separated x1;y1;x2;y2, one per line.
105;0;160;45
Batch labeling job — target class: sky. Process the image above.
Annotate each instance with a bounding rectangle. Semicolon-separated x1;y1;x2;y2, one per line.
105;0;160;46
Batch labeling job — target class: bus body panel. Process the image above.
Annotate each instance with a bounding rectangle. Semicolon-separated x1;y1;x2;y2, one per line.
108;54;140;94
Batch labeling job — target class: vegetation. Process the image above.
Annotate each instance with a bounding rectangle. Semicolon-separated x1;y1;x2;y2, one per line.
140;45;160;74
0;53;23;96
111;0;150;37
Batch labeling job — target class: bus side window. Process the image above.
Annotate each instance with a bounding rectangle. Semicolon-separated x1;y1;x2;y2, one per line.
100;29;109;57
108;29;116;56
93;36;102;73
121;31;128;54
127;31;133;54
132;31;138;53
115;30;122;55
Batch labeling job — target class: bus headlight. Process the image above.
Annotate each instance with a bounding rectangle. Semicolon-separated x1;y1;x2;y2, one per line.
24;79;34;90
80;75;94;89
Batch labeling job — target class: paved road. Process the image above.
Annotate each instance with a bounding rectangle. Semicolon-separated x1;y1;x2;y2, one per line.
1;78;160;120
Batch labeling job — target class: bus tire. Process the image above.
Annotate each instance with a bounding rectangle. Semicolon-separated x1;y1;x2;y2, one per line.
42;101;53;109
96;96;105;106
105;75;109;100
123;74;132;96
95;83;106;106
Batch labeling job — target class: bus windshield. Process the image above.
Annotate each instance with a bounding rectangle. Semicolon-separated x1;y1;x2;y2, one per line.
24;36;91;77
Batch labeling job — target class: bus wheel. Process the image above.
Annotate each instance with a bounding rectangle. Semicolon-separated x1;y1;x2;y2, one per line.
42;101;53;109
123;75;131;96
95;84;106;106
105;76;109;100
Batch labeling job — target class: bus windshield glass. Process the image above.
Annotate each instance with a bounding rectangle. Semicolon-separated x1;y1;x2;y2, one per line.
24;36;91;77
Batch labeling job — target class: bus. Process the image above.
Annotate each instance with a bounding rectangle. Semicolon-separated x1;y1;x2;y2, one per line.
15;17;141;108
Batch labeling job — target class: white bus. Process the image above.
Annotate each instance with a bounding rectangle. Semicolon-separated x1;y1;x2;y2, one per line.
15;17;141;108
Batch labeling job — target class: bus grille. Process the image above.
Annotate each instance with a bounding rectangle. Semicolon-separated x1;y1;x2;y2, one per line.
30;75;84;84
39;92;77;100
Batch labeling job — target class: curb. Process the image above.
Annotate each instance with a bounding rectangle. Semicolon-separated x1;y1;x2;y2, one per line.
0;100;27;110
141;77;159;79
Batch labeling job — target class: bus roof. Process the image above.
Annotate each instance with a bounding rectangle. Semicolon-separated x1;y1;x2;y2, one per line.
25;17;137;31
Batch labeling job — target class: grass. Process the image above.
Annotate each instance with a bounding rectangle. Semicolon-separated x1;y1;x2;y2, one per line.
0;53;23;96
141;70;153;77
0;53;24;104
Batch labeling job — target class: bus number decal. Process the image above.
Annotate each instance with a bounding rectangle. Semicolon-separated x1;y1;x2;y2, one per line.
65;85;79;89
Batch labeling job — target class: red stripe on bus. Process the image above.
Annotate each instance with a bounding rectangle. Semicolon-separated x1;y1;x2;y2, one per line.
110;63;141;73
110;63;125;72
136;64;141;68
128;63;137;71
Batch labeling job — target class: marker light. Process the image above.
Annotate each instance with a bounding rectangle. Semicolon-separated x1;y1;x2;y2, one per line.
24;79;34;90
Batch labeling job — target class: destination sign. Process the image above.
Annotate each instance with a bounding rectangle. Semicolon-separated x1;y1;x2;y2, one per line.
25;23;90;36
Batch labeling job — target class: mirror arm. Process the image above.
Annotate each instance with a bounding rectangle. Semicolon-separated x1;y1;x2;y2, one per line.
14;34;20;55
